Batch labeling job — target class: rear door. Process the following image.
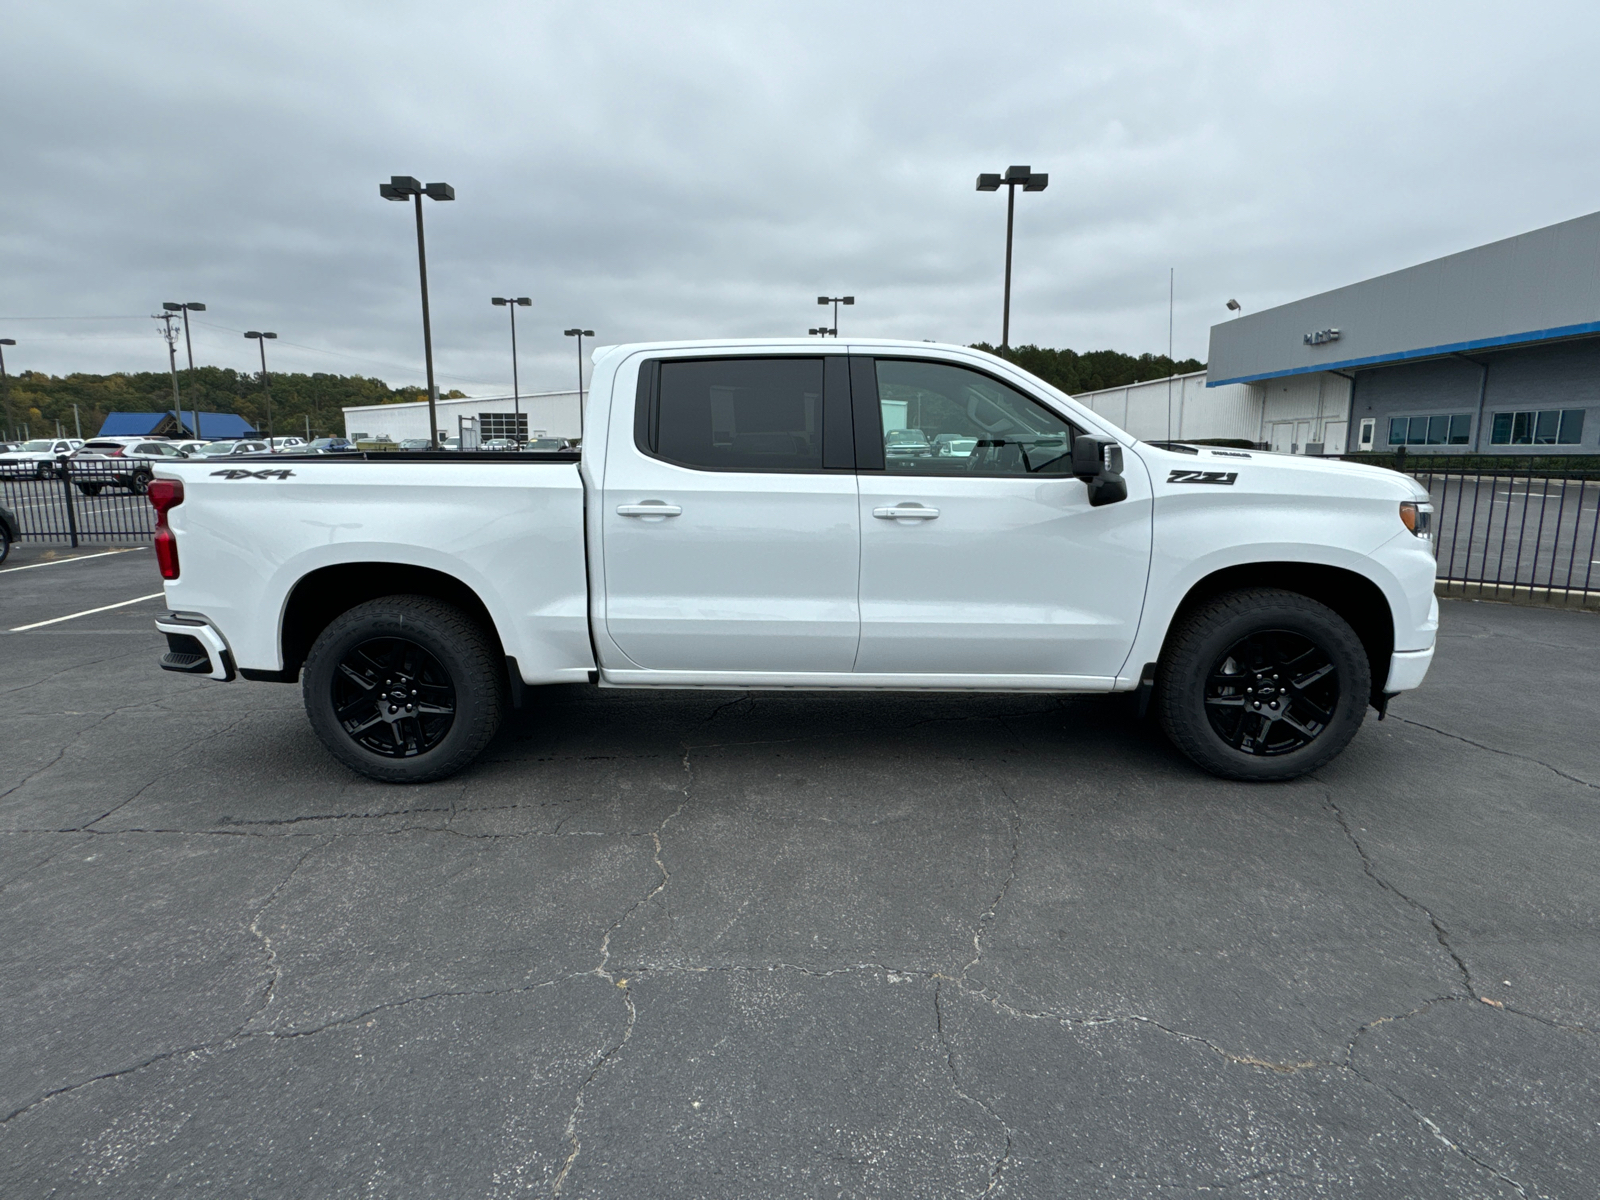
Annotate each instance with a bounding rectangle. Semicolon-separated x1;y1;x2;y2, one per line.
852;356;1152;679
600;354;861;673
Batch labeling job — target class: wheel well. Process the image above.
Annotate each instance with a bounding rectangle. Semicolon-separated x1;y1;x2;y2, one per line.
1163;563;1395;705
278;563;503;679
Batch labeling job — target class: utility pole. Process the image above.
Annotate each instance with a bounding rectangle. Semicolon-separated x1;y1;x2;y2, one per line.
0;339;15;440
153;312;182;412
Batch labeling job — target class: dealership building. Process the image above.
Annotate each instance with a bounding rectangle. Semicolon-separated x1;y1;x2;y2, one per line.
341;389;581;445
1200;209;1600;456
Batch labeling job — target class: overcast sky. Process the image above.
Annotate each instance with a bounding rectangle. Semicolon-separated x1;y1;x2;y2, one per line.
4;1;1599;396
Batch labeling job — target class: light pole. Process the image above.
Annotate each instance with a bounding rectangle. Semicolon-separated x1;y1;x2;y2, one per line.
245;331;278;447
163;301;207;437
492;296;532;445
564;328;594;442
380;175;455;448
0;338;14;440
975;165;1048;354
816;295;853;337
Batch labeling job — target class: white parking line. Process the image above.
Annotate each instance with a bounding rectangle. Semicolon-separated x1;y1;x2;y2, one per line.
0;548;142;574
9;592;165;632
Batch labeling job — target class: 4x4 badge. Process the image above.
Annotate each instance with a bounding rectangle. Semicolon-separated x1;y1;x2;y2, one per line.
211;469;296;480
1168;470;1237;485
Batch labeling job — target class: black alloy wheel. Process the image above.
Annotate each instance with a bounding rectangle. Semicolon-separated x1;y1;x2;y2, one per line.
1203;630;1338;756
332;636;457;758
301;594;504;783
1157;588;1370;781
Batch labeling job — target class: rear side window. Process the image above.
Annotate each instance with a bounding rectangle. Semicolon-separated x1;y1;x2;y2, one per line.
647;357;825;471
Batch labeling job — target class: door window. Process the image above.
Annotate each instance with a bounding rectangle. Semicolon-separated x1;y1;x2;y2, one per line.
647;357;825;471
873;359;1077;475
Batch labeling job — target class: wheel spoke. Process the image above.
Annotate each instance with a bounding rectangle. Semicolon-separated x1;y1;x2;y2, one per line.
334;636;457;758
337;662;377;690
1205;695;1246;707
1202;627;1340;757
1290;661;1335;690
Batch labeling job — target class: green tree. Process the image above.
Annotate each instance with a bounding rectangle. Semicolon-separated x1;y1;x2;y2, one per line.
972;343;1204;396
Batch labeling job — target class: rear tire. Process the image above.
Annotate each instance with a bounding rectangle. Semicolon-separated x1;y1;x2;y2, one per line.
301;595;505;784
1157;588;1370;782
130;471;152;495
0;528;10;565
76;482;103;497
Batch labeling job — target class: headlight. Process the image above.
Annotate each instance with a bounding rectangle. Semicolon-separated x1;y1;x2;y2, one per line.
1399;500;1433;549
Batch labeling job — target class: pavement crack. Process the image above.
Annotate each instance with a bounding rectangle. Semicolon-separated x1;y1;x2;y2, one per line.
933;983;1015;1197
1325;793;1479;1000
238;837;337;1034
1391;714;1600;792
958;765;1022;982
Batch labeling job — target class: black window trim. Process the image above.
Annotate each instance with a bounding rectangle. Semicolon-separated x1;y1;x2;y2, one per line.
850;353;1087;475
631;353;854;475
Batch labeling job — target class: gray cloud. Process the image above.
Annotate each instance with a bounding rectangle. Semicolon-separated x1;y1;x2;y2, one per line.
3;0;1598;393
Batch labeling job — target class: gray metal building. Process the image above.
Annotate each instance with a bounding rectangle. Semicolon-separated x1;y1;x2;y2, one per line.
1208;209;1600;455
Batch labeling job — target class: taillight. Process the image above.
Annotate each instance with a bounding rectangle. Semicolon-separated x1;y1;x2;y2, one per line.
149;478;184;579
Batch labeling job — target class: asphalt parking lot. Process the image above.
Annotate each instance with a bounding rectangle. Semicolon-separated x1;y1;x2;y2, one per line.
2;547;1597;1198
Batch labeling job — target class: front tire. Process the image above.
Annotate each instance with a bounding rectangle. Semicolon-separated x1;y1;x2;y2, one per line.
1157;588;1371;782
301;595;505;783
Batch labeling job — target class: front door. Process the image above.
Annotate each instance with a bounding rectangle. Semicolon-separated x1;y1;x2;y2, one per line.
853;357;1151;680
601;354;861;673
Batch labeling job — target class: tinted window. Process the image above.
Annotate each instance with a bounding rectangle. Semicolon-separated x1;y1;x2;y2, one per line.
874;360;1076;475
652;358;824;471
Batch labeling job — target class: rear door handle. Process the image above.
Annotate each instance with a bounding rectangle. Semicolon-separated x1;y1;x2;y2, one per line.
617;503;682;517
873;504;940;520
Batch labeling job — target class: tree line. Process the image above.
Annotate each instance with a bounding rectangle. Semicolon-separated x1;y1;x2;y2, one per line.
972;343;1205;395
1;367;466;441
3;343;1205;441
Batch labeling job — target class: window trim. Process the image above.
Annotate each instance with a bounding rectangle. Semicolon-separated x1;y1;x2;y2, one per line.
631;354;852;474
1385;412;1474;448
852;355;1085;476
1489;407;1588;447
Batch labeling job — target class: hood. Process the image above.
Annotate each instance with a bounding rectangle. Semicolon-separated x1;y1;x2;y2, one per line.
1132;442;1429;501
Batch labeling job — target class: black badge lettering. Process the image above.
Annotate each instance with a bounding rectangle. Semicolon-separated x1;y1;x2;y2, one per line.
211;469;296;480
1167;470;1237;485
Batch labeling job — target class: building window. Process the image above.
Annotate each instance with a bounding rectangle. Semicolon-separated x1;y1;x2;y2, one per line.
479;412;529;443
1489;409;1585;446
1387;414;1471;446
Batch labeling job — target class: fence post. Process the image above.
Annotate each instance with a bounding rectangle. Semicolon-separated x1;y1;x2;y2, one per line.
59;461;80;548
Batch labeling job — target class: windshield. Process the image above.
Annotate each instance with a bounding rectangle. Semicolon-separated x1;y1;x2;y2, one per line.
197;443;237;455
19;440;54;451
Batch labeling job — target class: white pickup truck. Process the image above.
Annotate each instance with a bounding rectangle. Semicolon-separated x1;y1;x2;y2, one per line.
149;339;1438;784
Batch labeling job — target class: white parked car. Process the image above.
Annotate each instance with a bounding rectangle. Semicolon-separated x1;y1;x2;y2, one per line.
268;437;307;452
0;438;84;478
148;339;1438;785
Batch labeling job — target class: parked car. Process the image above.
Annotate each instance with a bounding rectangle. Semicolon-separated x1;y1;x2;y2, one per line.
0;501;19;564
0;438;84;479
932;433;978;458
188;440;271;460
883;428;933;458
72;439;190;494
398;438;435;451
306;438;354;453
481;438;516;451
148;337;1438;787
521;438;573;452
268;437;307;452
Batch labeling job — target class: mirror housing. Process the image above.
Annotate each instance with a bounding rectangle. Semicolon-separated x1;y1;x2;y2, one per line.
1072;435;1128;507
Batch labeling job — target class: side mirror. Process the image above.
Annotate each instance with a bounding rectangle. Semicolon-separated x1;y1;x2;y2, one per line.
1071;435;1128;507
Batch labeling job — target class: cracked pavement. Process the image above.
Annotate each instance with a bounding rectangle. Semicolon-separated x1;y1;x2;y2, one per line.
2;548;1598;1197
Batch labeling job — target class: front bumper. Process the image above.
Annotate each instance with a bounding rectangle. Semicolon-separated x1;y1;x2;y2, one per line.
155;612;236;681
1384;644;1435;692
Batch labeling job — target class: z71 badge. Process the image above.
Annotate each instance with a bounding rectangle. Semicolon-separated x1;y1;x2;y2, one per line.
1167;469;1237;485
211;469;296;480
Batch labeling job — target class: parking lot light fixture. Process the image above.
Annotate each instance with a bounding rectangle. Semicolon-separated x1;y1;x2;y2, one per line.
381;175;454;448
564;328;594;440
0;338;14;440
1226;298;1243;315
492;297;532;445
164;302;207;437
808;327;834;337
816;295;853;337
975;165;1048;353
245;331;278;447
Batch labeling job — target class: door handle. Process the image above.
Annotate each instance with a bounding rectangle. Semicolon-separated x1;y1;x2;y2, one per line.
873;504;940;520
617;503;682;517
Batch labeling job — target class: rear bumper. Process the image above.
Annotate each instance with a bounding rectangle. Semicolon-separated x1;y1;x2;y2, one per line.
1384;644;1434;693
155;612;236;681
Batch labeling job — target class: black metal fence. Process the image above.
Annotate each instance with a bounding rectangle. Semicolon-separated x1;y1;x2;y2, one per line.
0;459;157;545
1409;466;1600;606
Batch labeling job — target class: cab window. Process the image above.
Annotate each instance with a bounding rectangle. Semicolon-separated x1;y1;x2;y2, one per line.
648;357;825;472
873;359;1078;475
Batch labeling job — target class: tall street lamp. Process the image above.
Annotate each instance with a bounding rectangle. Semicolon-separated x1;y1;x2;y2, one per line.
245;331;278;447
808;326;834;337
380;175;455;448
163;301;207;438
492;296;532;445
816;295;853;337
0;338;15;440
564;328;594;442
975;165;1048;354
